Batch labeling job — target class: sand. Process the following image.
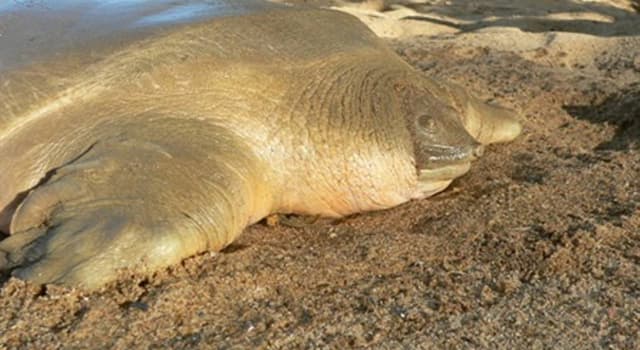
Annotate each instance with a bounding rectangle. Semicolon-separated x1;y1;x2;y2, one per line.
1;0;639;348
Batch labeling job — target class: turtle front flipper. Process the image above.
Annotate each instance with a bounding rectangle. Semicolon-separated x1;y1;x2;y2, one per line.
0;118;274;289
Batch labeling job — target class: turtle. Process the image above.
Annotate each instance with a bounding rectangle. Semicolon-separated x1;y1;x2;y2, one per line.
0;0;521;289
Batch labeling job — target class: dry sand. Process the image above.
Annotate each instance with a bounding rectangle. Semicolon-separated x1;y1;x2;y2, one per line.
1;0;639;348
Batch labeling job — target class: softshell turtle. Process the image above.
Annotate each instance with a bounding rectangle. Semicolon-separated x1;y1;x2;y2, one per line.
0;0;521;289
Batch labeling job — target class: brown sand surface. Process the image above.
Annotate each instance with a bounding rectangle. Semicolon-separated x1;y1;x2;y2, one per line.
1;1;639;348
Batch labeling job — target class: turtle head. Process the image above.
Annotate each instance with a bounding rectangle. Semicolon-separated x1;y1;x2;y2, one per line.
392;73;521;197
397;82;484;197
411;99;484;195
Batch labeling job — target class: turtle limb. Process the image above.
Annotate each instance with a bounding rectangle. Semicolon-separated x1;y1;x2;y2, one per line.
0;118;273;289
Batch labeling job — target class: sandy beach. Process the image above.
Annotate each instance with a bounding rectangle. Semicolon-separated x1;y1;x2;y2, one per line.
1;1;639;348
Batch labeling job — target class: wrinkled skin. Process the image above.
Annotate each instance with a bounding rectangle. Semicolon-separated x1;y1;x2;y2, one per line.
0;0;520;289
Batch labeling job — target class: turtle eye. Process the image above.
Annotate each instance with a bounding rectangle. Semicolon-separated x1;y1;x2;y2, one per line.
417;114;438;134
418;114;434;127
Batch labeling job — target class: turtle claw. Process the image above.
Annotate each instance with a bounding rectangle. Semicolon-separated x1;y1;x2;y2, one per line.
2;199;200;289
0;227;47;271
3;204;140;288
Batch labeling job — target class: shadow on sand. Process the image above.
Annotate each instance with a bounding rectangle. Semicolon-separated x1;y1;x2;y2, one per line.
396;0;640;37
564;83;640;150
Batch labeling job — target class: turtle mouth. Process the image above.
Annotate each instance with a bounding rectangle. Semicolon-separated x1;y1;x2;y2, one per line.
413;162;472;199
412;137;482;199
419;161;472;182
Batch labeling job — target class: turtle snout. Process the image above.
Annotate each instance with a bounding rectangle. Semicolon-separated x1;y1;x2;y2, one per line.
414;140;481;189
